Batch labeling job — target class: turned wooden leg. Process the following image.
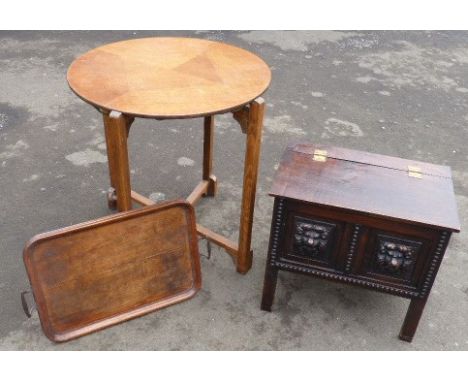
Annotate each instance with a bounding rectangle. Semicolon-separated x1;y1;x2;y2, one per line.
202;115;217;197
399;297;428;342
237;98;265;274
261;265;278;312
102;111;132;212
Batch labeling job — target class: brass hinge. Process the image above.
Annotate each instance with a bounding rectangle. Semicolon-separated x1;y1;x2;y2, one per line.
313;149;328;162
408;165;422;178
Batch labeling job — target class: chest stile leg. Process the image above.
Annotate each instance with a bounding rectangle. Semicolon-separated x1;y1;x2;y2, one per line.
399;231;451;342
261;198;285;311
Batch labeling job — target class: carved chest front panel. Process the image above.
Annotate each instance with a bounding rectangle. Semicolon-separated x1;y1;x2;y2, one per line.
269;198;450;299
283;215;341;268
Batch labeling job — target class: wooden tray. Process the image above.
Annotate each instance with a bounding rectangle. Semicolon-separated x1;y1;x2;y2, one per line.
23;200;201;342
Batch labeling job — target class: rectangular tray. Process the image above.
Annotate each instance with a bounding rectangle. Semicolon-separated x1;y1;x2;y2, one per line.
23;200;201;342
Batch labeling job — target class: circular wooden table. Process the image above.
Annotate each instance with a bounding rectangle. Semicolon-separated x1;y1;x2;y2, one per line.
67;37;271;274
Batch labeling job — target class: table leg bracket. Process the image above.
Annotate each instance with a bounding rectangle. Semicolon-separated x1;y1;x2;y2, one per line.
232;105;250;134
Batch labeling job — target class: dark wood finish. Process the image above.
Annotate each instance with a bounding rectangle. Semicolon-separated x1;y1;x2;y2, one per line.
260;199;282;311
262;143;460;342
237;98;265;273
270;143;460;232
23;201;201;343
67;37;271;119
260;264;278;312
288;143;452;178
202;115;217;197
399;297;428;342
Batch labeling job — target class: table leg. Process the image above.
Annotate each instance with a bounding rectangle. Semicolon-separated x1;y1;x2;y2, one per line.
103;111;132;212
261;264;278;311
399;297;428;342
103;113;118;208
203;115;217;196
237;98;265;274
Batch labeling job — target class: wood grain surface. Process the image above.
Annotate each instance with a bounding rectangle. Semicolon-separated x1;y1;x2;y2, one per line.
67;37;271;118
23;200;201;342
270;143;460;232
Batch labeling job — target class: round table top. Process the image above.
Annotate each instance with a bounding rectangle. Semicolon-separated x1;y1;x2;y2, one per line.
67;37;271;119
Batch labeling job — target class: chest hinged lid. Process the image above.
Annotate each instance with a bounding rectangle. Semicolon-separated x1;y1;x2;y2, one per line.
270;143;460;232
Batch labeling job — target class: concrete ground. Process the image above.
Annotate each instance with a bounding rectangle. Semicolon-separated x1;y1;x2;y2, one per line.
0;31;467;350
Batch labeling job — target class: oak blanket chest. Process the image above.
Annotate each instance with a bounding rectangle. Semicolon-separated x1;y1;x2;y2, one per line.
261;143;460;342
